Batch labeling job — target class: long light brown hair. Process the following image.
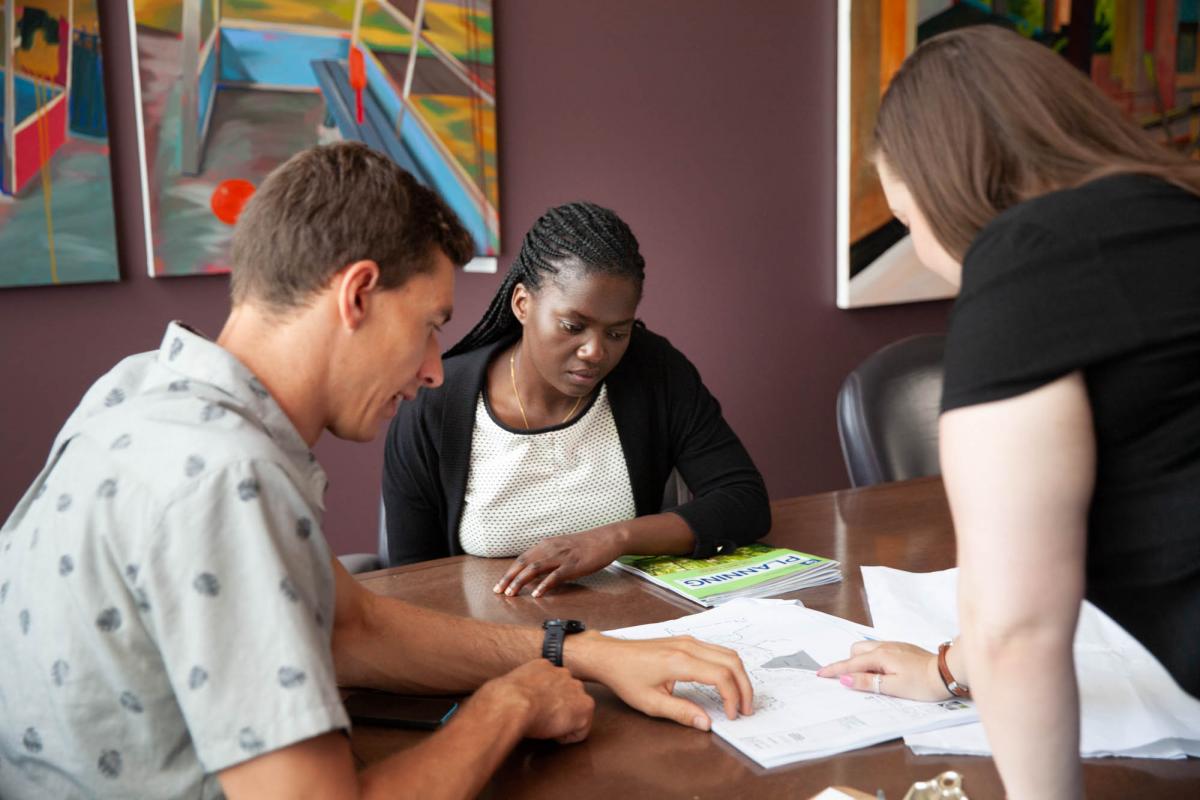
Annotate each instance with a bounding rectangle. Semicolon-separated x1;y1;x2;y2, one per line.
875;24;1200;262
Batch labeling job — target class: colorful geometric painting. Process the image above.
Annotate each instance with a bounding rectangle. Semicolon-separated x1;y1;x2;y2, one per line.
1;0;122;289
836;0;1200;309
134;0;498;278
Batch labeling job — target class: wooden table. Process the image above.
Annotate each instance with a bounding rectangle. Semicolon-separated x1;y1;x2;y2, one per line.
351;477;1199;798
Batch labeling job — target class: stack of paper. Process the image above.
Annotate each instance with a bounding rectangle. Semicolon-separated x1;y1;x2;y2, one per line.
611;544;842;607
606;598;977;767
861;566;1200;759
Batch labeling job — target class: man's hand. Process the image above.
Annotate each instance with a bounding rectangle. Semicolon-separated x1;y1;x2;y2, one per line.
816;641;950;701
566;633;754;730
494;529;621;598
221;660;595;800
476;659;595;743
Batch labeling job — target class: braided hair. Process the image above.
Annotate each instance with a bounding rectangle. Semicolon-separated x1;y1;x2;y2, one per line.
445;201;646;358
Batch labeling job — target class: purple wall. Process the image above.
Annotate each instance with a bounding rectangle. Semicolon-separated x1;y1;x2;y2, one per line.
0;2;949;555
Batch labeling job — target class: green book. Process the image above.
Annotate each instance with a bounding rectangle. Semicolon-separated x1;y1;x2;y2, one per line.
612;544;842;607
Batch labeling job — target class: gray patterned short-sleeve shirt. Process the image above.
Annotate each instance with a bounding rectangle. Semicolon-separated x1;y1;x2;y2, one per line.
0;322;348;799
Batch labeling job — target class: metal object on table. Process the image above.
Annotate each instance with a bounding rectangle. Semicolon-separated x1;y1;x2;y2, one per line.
902;770;967;800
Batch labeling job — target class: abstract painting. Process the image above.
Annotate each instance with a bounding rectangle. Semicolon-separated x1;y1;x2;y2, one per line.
134;0;498;277
837;0;1200;309
1;0;124;288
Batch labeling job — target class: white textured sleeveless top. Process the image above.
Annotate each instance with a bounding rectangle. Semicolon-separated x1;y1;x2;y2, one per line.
459;383;637;557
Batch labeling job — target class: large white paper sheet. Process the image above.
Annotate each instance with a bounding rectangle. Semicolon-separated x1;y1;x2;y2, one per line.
861;566;1200;759
606;599;978;768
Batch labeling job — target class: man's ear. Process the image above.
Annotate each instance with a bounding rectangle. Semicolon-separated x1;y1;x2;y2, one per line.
511;282;531;325
335;260;382;332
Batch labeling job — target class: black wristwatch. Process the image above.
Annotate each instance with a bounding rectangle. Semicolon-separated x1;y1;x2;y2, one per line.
541;619;586;667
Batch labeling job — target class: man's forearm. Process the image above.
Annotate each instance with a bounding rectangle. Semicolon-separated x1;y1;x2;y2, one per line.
334;591;544;692
964;630;1081;800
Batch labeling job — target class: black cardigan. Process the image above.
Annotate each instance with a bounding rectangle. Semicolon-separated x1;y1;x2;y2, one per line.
382;326;771;565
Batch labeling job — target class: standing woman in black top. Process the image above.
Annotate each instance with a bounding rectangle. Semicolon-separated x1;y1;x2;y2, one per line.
817;25;1200;799
383;202;769;596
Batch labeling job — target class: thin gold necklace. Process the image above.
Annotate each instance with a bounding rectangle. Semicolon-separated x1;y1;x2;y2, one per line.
509;349;583;430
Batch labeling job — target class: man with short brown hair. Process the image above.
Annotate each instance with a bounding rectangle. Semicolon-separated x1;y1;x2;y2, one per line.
0;143;752;800
229;142;475;312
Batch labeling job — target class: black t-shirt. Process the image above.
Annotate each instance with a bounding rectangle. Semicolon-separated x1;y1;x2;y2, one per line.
942;173;1200;697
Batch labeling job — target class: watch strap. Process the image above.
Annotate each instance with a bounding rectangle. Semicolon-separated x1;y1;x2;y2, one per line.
541;619;585;667
937;640;971;698
542;623;566;667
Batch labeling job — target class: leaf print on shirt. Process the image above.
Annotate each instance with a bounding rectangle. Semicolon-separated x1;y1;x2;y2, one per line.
98;750;122;779
0;581;8;603
19;609;30;634
169;337;183;361
247;378;270;399
97;479;118;499
238;727;265;754
59;555;74;576
185;455;205;477
201;403;226;422
237;479;260;501
111;433;133;450
119;691;144;713
189;666;208;690
168;379;190;392
125;564;139;583
133;588;151;613
296;517;313;540
22;728;42;753
96;608;122;633
56;494;72;512
278;666;307;688
104;388;126;407
193;573;220;597
279;577;298;602
51;659;69;686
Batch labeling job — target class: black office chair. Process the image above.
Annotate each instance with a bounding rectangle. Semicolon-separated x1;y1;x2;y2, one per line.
836;334;945;488
337;497;389;574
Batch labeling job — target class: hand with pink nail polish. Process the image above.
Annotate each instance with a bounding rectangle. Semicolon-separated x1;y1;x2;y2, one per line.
817;640;950;701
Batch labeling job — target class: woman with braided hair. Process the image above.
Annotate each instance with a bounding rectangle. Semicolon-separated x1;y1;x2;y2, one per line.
382;201;769;596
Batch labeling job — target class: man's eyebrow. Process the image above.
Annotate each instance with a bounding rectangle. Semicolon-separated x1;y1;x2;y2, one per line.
438;307;453;324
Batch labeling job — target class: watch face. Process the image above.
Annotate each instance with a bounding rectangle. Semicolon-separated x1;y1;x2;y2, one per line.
543;619;587;633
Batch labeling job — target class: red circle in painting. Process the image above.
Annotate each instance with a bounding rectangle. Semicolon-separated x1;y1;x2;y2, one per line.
211;179;256;226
